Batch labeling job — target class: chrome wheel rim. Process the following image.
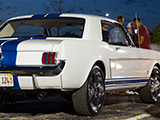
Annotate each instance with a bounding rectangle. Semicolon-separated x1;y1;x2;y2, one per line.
150;68;160;101
88;67;105;113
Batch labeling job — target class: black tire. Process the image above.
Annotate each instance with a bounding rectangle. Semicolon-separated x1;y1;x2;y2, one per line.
72;65;105;115
139;66;160;103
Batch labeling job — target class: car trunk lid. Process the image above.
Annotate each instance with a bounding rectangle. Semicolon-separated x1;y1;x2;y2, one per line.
0;38;62;66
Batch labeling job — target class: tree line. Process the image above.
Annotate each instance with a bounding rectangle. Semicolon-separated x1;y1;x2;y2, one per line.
150;22;160;45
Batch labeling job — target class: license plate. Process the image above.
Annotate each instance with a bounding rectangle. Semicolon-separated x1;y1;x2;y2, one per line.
0;73;13;87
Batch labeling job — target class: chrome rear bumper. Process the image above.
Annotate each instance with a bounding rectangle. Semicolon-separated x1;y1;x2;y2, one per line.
0;61;65;76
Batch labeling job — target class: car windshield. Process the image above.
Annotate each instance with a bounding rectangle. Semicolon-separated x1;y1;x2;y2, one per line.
0;17;85;38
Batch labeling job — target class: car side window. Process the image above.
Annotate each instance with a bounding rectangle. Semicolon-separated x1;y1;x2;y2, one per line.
109;26;126;45
101;22;128;46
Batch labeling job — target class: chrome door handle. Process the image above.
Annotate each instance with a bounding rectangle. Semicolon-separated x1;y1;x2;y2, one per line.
115;47;120;51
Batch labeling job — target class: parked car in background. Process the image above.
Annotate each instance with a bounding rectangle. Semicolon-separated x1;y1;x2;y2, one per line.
0;13;159;115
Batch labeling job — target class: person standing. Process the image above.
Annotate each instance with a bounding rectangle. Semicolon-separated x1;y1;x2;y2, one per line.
102;24;109;42
132;17;151;49
116;15;124;25
126;22;135;40
109;15;125;44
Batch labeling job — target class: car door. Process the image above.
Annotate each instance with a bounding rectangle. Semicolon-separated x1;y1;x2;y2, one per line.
102;21;147;90
111;45;148;89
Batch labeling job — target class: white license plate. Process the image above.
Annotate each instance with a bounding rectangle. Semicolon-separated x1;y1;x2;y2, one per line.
0;73;14;87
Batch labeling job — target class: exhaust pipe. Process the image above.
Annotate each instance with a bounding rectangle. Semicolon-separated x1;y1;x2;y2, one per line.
37;92;47;100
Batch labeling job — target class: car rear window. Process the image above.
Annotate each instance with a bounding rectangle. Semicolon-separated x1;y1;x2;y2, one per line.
0;17;85;38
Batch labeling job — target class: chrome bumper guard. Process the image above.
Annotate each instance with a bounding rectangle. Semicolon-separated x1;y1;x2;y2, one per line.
0;61;65;76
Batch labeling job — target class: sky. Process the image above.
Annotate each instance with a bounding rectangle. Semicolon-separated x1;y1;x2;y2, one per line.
0;0;159;31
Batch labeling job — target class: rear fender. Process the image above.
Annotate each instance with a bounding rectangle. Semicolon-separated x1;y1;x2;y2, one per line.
60;40;108;90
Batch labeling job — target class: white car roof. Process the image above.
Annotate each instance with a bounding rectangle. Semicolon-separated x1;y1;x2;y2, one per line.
1;13;120;41
6;13;118;24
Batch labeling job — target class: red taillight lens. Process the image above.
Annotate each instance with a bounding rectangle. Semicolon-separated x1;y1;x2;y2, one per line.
47;52;51;64
51;52;55;63
42;52;56;64
42;52;47;64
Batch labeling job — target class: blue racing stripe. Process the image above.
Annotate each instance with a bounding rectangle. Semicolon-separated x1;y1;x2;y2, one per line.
1;52;17;66
1;39;28;66
31;14;61;18
18;37;31;40
2;40;23;51
105;80;115;85
32;37;47;39
12;76;21;90
105;77;149;85
31;14;46;18
116;79;148;84
46;14;61;17
0;40;6;45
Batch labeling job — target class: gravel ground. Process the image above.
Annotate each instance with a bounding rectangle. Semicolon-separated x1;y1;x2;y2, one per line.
0;93;160;120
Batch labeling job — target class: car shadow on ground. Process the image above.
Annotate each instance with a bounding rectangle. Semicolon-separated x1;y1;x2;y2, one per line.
0;93;141;115
0;95;77;115
145;101;160;118
106;93;160;119
104;93;160;119
1;93;160;119
104;93;142;105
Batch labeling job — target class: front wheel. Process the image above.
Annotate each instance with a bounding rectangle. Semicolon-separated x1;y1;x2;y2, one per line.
72;65;105;115
139;66;160;103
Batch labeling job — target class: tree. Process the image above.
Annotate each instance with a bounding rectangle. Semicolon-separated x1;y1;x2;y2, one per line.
43;0;81;36
150;22;160;45
43;0;80;14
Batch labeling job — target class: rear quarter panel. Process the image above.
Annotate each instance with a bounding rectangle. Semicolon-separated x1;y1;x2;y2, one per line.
59;40;113;89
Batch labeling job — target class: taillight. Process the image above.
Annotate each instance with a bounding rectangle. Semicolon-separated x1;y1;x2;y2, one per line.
42;52;56;64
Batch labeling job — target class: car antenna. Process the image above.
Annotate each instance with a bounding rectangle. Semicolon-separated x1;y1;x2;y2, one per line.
135;13;141;48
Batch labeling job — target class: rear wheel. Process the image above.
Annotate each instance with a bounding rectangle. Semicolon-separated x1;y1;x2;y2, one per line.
72;65;105;115
139;66;160;103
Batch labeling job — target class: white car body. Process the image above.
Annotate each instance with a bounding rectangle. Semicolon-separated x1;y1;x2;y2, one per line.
0;13;160;115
